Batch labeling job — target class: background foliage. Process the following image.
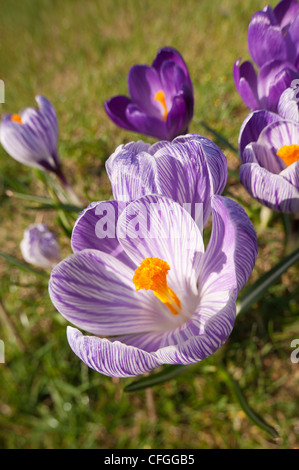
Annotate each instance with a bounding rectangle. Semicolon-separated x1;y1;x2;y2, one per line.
0;0;298;449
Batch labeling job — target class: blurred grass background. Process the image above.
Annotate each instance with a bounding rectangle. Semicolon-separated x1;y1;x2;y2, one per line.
0;0;298;449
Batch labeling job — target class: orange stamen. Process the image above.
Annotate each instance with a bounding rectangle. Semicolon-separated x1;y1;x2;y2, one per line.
277;144;299;167
154;90;168;122
133;257;181;315
11;114;22;124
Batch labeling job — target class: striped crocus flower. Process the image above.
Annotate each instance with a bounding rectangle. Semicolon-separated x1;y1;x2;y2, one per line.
21;223;61;269
49;194;257;378
238;87;299;212
0;96;62;175
0;95;81;205
104;47;194;141
105;134;228;228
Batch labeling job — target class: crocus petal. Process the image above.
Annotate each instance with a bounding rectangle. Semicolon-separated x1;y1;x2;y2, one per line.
126;103;168;140
106;147;159;202
71;200;135;268
152;46;193;91
0;118;57;171
166;87;193;139
116;194;204;302
258;60;299;111
104;95;135;131
277;85;299;121
238;109;282;158
240;162;299;212
49;249;169;336
274;0;299;28
128;65;162;117
233;59;260;110
198;195;258;296
35;95;59;165
280;160;299;187
153;291;236;365
67;327;162;378
248;11;296;67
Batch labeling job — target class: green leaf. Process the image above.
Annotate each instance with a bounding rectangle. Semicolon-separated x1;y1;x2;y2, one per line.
199;121;239;158
217;363;279;438
0;252;49;279
236;247;299;317
124;364;192;392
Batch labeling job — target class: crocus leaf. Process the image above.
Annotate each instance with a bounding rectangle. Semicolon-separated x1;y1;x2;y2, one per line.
217;363;279;438
0;251;49;278
236;247;299;317
124;364;192;392
199;120;239;159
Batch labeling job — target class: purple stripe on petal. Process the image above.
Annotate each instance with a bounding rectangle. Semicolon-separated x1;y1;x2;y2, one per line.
49;249;168;336
117;194;204;304
240;162;299;213
67;327;162;378
238;109;282;158
198;195;258;296
71;200;135;268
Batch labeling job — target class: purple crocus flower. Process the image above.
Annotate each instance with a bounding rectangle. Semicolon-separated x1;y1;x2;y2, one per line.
247;0;299;69
105;134;227;228
238;100;299;212
234;0;299;112
104;47;194;140
20;223;61;269
49;194;257;378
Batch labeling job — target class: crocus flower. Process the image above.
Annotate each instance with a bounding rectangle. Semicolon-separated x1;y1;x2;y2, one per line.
105;134;227;228
233;57;299;112
0;95;81;206
0;96;61;175
238;105;299;212
20;223;61;269
104;47;194;140
49;194;257;378
247;0;299;69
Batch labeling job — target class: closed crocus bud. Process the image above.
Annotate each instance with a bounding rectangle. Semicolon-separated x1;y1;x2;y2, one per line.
20;224;61;269
0;96;62;175
104;47;194;141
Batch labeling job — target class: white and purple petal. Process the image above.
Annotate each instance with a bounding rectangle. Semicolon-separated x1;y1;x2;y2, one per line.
67;327;163;378
49;249;171;336
240;162;299;213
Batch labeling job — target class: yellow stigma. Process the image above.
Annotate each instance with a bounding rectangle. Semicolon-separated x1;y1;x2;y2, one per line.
11;114;22;124
133;257;181;315
154;90;168;122
277;144;299;167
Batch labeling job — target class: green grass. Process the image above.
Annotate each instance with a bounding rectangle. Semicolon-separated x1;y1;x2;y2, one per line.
0;0;298;449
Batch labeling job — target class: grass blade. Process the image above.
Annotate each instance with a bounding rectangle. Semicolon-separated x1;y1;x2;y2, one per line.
217;363;279;438
124;364;192;392
0;251;49;279
237;247;299;317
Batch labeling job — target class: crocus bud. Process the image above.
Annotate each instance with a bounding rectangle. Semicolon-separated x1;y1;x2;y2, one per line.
20;224;61;269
